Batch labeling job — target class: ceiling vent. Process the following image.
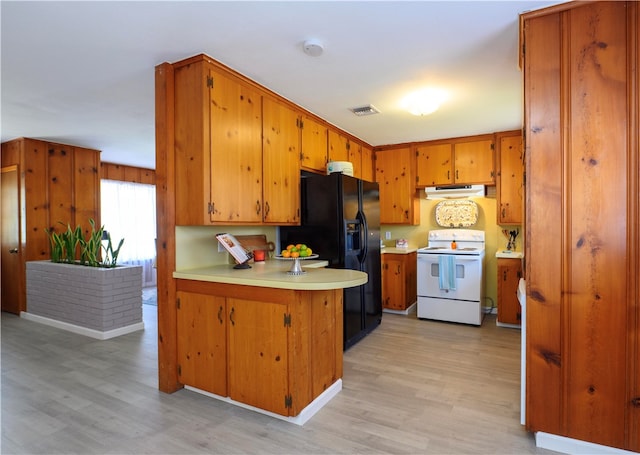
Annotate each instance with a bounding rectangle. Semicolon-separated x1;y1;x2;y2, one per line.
349;105;380;116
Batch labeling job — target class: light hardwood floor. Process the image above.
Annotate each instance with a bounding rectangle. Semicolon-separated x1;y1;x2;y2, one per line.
1;303;556;454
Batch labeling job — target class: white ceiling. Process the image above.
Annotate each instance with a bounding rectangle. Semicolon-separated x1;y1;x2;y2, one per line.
1;1;562;169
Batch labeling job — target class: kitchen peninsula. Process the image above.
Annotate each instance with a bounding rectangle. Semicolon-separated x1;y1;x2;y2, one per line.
173;261;366;425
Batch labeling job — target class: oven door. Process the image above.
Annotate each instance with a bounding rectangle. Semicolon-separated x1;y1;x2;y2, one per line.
417;253;482;301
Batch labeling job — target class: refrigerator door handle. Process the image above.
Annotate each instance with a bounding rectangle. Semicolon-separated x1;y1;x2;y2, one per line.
358;210;368;262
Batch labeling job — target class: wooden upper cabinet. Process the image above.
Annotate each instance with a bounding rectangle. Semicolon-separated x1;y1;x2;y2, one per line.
454;136;495;184
415;134;495;187
262;97;300;224
348;142;362;179
300;115;327;174
360;144;375;182
173;58;263;225
415;142;453;186
328;130;349;163
375;146;419;225
496;131;523;225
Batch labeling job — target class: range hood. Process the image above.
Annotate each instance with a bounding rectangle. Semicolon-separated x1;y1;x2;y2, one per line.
425;184;485;199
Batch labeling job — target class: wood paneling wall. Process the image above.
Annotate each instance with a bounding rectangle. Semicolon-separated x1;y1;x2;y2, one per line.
101;162;155;185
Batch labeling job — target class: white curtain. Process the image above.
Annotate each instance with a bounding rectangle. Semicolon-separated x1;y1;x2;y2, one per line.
101;180;157;287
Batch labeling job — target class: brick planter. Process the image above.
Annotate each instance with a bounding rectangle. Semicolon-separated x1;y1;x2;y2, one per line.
25;261;144;339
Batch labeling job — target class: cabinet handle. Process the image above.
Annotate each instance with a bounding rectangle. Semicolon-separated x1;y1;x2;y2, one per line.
502;208;506;218
503;270;507;281
217;305;223;324
229;307;235;326
265;201;270;217
447;170;450;180
397;266;401;274
256;200;261;215
9;248;18;254
456;169;459;180
632;397;640;407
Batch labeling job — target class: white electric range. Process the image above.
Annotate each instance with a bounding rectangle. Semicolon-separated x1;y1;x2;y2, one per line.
416;229;485;325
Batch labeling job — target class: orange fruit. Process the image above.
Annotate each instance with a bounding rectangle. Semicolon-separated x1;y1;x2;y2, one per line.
282;250;291;258
295;244;302;250
290;251;300;258
286;244;295;251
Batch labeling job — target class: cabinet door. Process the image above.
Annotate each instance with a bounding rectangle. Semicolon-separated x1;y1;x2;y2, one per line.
375;147;419;225
262;97;300;224
328;130;349;163
300;115;327;173
73;147;101;230
348;142;362;179
360;144;375;183
404;252;417;307
497;258;521;325
227;298;290;415
497;133;523;225
381;254;405;310
176;291;227;396
415;143;453;186
209;69;263;223
453;138;495;184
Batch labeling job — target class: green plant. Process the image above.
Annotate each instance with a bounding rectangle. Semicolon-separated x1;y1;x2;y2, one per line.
45;219;124;268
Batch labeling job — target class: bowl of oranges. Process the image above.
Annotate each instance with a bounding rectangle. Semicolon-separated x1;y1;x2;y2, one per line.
275;244;318;275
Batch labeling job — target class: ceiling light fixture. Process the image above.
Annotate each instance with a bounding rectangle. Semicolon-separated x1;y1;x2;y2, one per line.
302;39;324;57
402;88;449;116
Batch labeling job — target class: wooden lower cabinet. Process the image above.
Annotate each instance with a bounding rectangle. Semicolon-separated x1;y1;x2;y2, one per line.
381;252;417;311
496;258;521;325
176;280;343;417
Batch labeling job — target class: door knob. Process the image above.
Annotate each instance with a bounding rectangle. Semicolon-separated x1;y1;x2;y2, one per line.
9;248;18;254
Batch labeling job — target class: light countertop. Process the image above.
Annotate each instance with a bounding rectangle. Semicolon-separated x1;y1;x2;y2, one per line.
381;247;418;254
496;251;524;259
174;259;367;291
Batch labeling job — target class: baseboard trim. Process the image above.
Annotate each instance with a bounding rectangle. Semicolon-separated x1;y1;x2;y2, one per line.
20;312;144;340
382;301;417;315
535;432;638;455
185;378;342;426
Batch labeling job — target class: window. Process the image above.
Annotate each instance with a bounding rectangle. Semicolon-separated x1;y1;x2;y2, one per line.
101;180;156;287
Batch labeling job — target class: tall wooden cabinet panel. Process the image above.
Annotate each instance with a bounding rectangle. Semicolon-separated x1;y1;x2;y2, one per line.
496;131;523;225
176;291;227;396
173;57;263;225
300;115;327;174
1;137;101;315
523;2;639;451
262;97;300;224
374;146;419;225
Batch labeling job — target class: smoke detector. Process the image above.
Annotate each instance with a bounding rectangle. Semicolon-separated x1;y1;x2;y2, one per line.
349;105;380;117
302;39;324;57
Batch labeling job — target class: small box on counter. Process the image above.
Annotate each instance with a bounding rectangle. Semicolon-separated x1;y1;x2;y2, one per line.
395;239;408;248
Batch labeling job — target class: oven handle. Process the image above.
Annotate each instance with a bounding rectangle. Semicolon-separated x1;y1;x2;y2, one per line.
417;254;481;264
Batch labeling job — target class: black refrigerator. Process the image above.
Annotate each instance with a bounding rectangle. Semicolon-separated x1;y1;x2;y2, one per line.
280;172;382;350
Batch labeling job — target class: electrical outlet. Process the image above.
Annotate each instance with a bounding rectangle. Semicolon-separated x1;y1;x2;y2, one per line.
385;231;391;240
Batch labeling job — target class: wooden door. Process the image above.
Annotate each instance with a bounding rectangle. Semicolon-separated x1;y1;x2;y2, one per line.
453;137;495;184
1;166;21;314
415;143;453;186
497;132;523;225
176;291;227;396
300;115;327;173
497;258;521;325
208;69;263;223
262;97;300;224
227;298;289;415
327;130;349;163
